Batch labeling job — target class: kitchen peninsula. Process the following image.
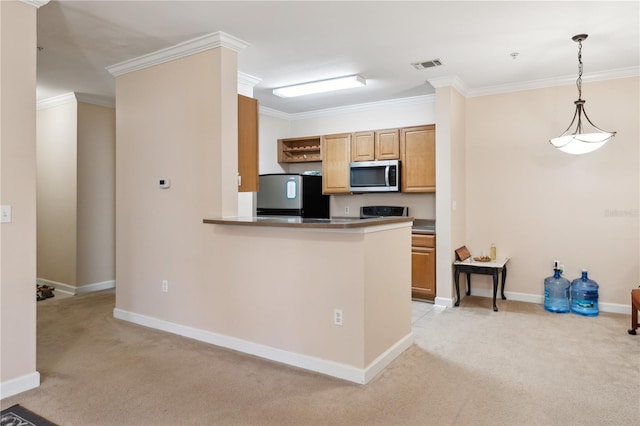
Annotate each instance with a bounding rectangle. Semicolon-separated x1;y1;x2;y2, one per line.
202;216;414;384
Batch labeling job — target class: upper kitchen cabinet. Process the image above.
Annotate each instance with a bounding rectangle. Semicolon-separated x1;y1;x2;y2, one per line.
351;131;375;162
238;95;259;192
322;133;351;194
351;129;400;162
375;128;400;160
400;125;435;193
278;136;322;163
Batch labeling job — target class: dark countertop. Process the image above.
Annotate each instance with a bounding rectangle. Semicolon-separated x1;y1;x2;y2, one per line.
203;216;414;229
412;219;436;235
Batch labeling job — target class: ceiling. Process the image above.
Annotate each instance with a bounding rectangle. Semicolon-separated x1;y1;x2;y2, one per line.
36;1;640;114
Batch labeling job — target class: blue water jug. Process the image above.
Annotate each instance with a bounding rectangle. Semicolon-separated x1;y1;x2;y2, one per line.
544;269;570;313
570;270;599;316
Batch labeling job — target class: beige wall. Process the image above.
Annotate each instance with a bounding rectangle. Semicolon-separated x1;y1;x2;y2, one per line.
465;77;639;306
37;102;78;286
113;44;411;376
115;47;239;316
77;102;115;287
197;225;409;368
0;0;39;391
363;225;412;364
435;86;467;304
36;99;115;291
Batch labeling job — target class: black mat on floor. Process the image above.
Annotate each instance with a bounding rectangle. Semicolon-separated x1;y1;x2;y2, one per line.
1;404;57;426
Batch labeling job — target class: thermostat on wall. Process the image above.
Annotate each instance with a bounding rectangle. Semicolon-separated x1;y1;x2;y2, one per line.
159;178;171;189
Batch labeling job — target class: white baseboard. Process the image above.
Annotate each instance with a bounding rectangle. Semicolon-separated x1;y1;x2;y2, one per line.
113;308;411;384
434;296;454;308
37;278;115;295
364;333;413;383
0;372;40;399
597;301;630;315
462;288;630;314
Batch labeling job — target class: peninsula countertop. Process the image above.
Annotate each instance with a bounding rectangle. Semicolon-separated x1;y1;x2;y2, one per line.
203;215;414;229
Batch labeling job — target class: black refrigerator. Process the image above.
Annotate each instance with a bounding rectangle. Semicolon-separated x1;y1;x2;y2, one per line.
256;174;330;218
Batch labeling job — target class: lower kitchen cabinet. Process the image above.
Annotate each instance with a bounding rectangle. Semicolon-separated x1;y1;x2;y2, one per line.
411;233;436;301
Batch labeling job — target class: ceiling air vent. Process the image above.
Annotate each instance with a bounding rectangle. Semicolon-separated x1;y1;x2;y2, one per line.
411;59;443;70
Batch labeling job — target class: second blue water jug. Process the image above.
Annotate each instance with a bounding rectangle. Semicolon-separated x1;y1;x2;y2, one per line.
570;270;599;316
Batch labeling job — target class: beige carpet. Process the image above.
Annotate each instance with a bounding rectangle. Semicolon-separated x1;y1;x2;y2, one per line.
1;290;638;425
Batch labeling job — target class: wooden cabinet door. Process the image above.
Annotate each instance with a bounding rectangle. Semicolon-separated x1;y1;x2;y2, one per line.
351;131;375;162
322;133;351;194
238;95;259;192
400;125;435;193
411;246;436;301
375;128;400;160
412;234;436;301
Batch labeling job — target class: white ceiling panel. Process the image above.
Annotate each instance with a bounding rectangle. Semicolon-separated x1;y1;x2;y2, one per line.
36;1;640;113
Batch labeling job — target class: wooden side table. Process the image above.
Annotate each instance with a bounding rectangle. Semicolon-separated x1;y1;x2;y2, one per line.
453;257;509;311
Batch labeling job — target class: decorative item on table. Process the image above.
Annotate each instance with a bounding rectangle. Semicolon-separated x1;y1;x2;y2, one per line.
490;243;496;260
455;246;471;261
473;255;491;262
473;251;491;262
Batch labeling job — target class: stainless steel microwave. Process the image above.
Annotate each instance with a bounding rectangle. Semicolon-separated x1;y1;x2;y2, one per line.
349;160;400;192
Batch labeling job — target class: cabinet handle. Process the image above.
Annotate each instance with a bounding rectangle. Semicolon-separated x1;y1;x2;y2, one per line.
238;175;242;186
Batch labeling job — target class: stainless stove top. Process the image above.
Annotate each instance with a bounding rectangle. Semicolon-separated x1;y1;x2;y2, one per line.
360;206;409;218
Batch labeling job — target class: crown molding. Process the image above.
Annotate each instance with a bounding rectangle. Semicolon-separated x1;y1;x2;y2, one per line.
36;92;76;110
467;66;640;98
258;105;292;120
75;93;115;108
427;76;468;97
37;92;116;110
106;31;250;77
19;0;50;8
238;72;261;89
261;94;436;121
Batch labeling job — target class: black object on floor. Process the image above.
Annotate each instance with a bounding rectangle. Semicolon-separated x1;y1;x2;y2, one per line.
36;285;54;301
1;404;57;426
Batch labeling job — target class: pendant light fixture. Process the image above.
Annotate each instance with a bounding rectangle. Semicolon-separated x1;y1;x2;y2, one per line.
550;34;616;155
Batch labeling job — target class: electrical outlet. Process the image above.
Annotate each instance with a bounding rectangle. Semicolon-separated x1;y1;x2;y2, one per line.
162;280;168;292
333;308;343;326
344;206;350;214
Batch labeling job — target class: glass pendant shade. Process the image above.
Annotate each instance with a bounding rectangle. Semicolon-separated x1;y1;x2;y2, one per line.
550;34;616;155
550;100;615;155
550;135;610;155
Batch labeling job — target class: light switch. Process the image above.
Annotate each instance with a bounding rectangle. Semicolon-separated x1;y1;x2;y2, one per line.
1;205;12;223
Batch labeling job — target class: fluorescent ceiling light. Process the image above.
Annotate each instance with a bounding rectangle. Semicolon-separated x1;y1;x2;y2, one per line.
273;74;366;98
